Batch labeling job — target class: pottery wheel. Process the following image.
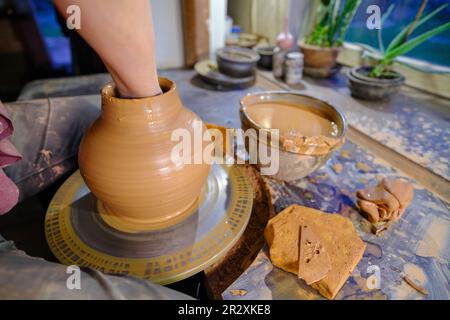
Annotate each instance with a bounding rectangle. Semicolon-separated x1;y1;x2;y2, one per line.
45;164;253;285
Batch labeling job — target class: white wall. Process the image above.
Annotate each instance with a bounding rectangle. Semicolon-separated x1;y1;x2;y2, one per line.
208;0;227;59
150;0;184;69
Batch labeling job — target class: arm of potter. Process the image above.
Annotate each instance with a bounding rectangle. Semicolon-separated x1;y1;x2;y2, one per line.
54;0;162;98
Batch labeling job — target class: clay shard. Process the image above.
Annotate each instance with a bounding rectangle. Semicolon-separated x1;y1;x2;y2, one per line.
264;204;366;299
298;225;331;285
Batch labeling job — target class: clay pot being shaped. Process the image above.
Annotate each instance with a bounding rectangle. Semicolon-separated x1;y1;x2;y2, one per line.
78;77;211;231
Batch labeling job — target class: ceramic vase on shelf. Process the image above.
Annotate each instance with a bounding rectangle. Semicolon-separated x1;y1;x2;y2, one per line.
78;77;211;232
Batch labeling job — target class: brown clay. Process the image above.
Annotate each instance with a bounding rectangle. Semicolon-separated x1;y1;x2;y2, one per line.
78;77;211;231
299;40;341;69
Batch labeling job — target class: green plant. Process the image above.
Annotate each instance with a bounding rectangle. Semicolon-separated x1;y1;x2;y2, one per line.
365;2;450;78
305;0;362;47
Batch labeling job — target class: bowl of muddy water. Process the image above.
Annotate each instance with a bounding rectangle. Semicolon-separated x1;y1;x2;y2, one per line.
239;92;347;181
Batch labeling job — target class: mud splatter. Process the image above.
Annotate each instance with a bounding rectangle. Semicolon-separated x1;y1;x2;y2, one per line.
363;241;383;259
360;219;373;234
415;217;450;262
40;149;53;164
332;163;343;174
391;263;427;300
229;289;248;296
403;275;428;295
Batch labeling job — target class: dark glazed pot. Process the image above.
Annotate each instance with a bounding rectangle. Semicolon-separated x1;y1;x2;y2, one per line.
255;45;279;70
216;47;260;78
347;66;405;101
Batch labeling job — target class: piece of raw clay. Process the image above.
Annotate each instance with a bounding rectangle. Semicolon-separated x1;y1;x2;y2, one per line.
298;225;331;285
264;204;366;299
357;178;414;224
383;179;414;210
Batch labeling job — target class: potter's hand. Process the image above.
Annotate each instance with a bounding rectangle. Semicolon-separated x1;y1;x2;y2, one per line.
54;0;162;98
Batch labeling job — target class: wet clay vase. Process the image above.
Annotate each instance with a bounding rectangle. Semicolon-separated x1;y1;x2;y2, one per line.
78;77;211;231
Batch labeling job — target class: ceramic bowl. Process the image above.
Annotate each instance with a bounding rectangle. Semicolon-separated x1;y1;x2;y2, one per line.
216;47;260;78
239;92;347;181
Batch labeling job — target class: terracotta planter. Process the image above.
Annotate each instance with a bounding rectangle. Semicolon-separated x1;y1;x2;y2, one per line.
78;77;211;230
347;66;405;100
299;40;341;69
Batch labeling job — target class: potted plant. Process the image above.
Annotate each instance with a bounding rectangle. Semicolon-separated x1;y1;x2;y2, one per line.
348;2;450;100
300;0;362;70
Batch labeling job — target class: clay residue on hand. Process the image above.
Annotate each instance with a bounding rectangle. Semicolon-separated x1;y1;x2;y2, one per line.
357;178;414;226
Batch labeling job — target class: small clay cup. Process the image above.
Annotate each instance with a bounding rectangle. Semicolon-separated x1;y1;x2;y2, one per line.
347;66;405;100
299;40;341;69
78;77;211;231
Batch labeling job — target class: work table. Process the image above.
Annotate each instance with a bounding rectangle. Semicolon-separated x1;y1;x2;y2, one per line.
3;68;450;300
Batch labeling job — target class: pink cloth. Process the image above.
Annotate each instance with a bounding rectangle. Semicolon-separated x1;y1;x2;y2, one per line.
0;101;22;214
